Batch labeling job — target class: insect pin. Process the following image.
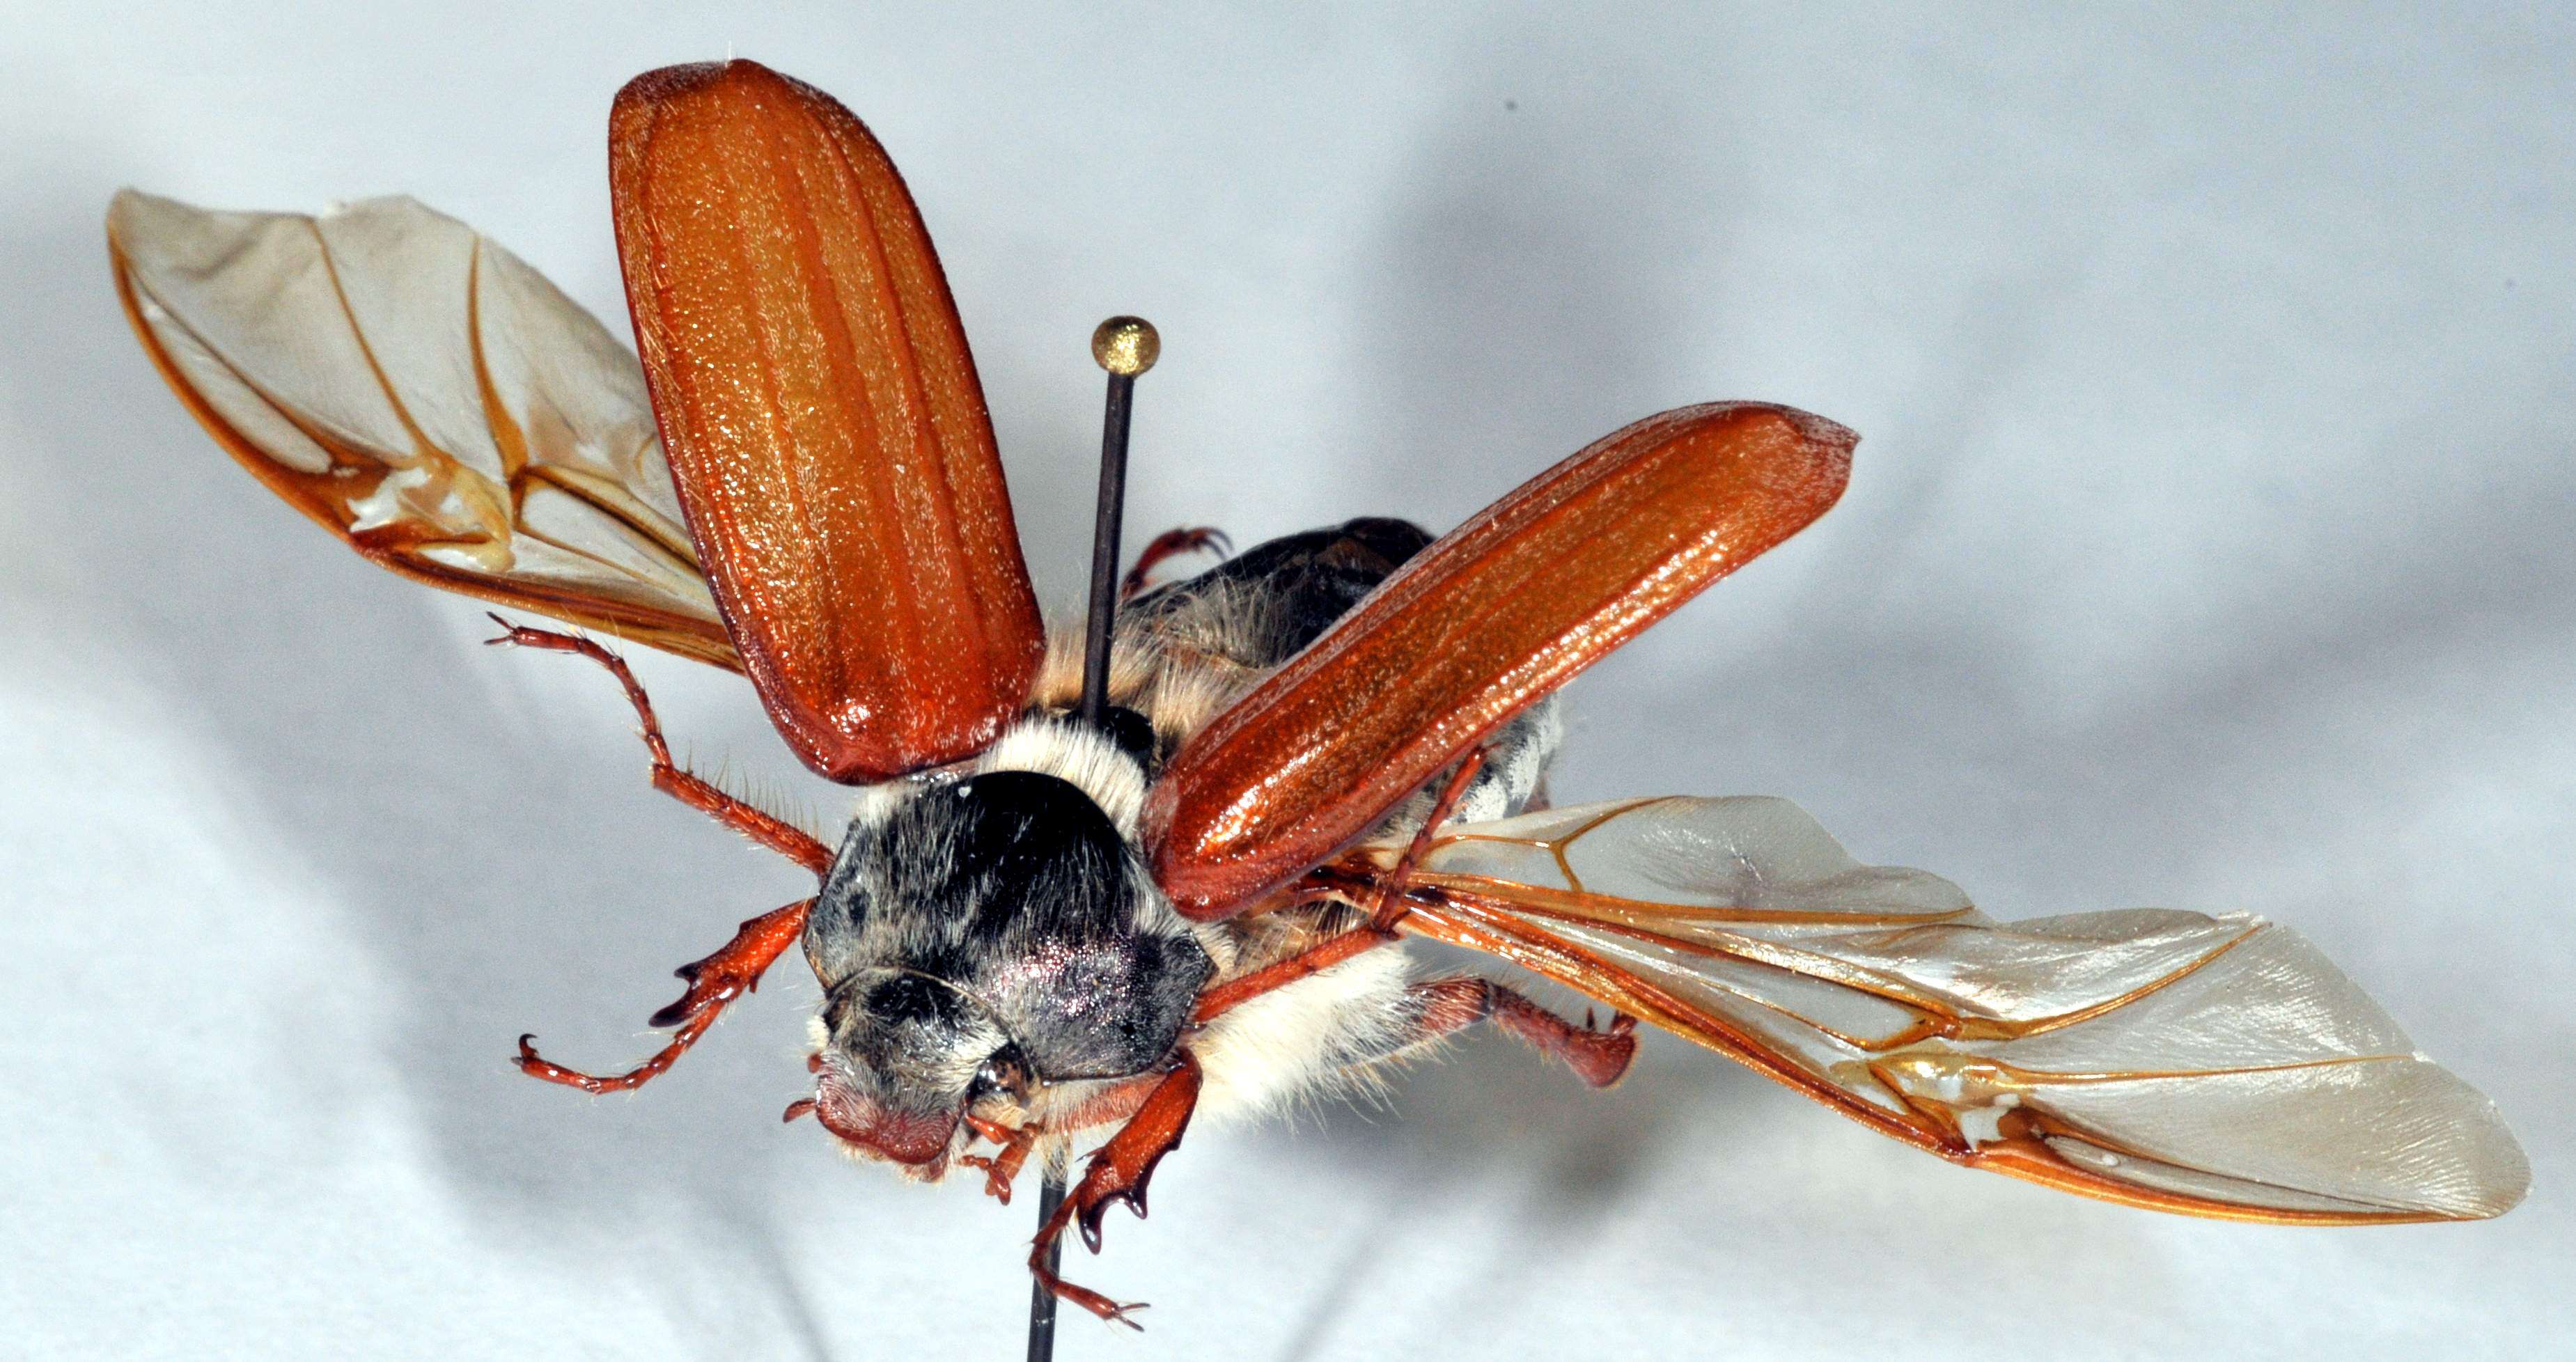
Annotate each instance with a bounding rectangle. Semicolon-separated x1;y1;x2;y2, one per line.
109;56;2527;1331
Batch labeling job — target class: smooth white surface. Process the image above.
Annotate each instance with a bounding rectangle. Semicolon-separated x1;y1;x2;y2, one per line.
2;4;2567;1359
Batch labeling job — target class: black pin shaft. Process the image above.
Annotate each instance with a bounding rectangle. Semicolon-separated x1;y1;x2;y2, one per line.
1034;316;1154;1362
1026;1170;1067;1362
1078;370;1136;727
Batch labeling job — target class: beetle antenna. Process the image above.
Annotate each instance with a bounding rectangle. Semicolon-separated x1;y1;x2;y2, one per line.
1033;315;1160;1359
1078;315;1158;727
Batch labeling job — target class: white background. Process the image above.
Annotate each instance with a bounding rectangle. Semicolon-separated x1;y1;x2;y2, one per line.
2;4;2568;1359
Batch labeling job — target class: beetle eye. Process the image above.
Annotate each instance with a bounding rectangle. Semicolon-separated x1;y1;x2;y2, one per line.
973;1044;1031;1100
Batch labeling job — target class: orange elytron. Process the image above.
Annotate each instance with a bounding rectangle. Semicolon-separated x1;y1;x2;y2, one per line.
611;63;1043;781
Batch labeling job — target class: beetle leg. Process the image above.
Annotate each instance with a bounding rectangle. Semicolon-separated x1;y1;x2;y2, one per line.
1190;916;1394;1024
515;897;815;1093
1029;1051;1204;1329
960;1115;1036;1203
1366;747;1486;931
1398;977;1637;1088
484;615;833;876
1119;525;1231;600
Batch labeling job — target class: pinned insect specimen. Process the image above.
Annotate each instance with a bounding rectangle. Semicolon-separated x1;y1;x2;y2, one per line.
107;58;2527;1329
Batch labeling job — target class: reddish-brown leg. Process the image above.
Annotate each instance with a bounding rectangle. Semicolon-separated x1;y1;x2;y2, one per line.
1192;751;1488;1026
955;1067;1171;1204
1189;905;1391;1025
1029;1052;1204;1329
515;898;813;1093
1405;977;1637;1088
484;616;832;876
1119;526;1231;600
960;1115;1036;1204
1366;749;1485;931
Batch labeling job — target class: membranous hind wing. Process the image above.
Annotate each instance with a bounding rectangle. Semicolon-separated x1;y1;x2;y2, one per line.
609;61;1044;783
108;190;737;669
1373;797;2529;1222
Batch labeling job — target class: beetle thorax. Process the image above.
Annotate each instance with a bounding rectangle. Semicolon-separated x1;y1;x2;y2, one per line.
798;718;1213;1173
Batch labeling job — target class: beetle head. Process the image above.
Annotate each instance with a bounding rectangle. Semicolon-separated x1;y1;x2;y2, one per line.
798;723;1212;1175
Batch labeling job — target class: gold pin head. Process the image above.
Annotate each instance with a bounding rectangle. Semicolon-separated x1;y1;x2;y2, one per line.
1091;315;1160;377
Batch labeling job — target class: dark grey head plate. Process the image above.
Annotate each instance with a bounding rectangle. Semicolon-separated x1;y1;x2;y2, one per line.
806;769;1211;1092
